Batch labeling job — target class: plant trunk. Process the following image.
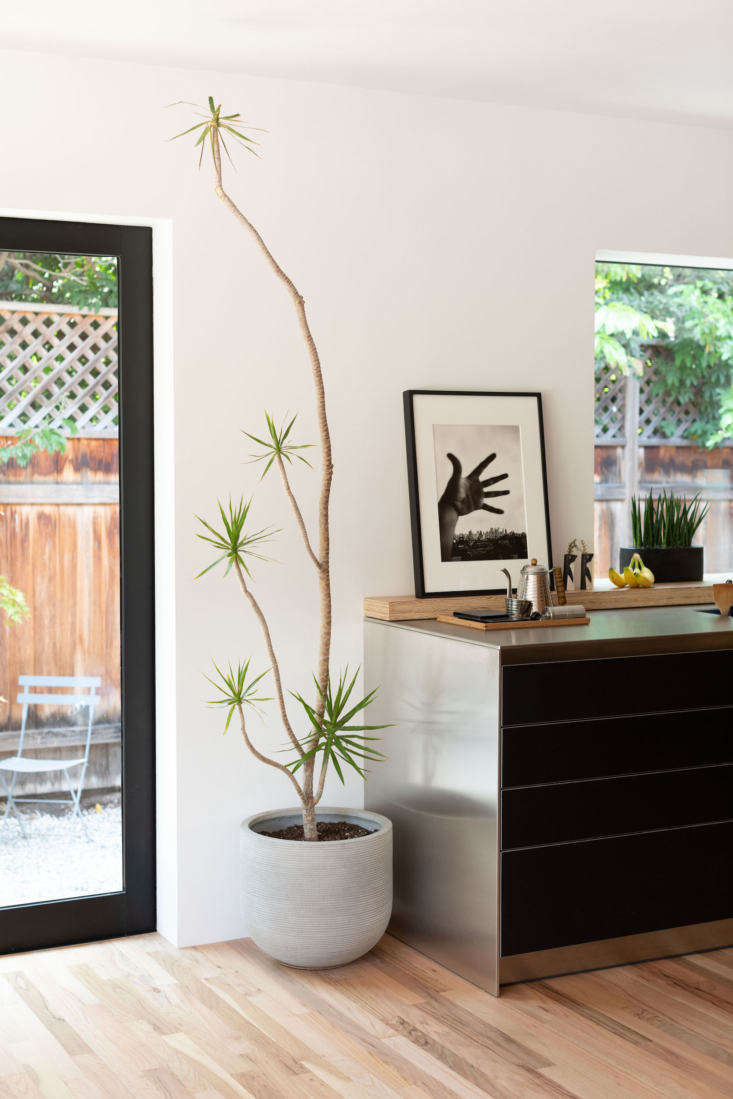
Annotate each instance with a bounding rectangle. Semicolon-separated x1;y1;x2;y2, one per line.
302;799;318;842
210;128;334;841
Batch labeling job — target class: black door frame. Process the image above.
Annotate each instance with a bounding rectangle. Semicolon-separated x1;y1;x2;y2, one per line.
0;217;155;952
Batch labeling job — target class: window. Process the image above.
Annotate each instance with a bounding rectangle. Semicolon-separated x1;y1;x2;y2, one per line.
594;256;733;577
0;218;154;954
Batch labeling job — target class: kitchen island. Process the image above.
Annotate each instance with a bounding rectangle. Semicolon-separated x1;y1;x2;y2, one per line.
364;606;732;994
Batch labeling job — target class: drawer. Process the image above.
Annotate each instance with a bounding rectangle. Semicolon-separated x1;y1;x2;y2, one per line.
502;649;733;726
502;708;733;787
501;820;733;957
502;764;733;849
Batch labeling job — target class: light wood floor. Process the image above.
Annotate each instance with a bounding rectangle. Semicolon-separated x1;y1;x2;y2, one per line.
0;934;731;1097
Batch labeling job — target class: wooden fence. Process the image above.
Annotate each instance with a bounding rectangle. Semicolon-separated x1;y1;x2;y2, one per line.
0;435;120;730
0;301;120;733
594;369;732;576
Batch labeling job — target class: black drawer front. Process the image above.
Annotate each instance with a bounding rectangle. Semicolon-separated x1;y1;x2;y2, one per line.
502;708;733;787
501;821;733;957
502;764;733;849
502;650;733;726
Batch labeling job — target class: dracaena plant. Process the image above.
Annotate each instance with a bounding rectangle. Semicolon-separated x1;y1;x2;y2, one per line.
173;98;387;840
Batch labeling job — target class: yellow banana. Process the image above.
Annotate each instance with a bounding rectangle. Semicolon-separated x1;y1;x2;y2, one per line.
623;566;639;588
608;568;627;588
629;552;655;588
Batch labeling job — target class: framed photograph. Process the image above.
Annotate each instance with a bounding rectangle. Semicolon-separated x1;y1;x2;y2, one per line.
403;390;552;597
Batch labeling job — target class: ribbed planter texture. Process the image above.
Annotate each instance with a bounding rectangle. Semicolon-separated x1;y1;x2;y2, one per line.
241;806;392;968
619;545;704;583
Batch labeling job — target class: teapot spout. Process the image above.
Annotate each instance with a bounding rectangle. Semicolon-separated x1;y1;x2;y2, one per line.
500;567;513;599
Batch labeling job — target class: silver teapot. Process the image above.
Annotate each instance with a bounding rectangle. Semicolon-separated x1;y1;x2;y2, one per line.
518;558;553;616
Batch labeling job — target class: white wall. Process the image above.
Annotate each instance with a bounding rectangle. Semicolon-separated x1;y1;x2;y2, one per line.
1;49;731;945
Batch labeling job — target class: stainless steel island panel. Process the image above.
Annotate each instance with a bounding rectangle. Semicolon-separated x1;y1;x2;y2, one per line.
364;618;500;995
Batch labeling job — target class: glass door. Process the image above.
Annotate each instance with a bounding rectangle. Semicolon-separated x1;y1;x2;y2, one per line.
0;218;154;952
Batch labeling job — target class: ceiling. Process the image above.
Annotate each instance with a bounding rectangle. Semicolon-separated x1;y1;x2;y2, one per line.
5;0;733;128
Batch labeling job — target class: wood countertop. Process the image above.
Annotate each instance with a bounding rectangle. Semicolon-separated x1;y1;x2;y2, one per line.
363;581;723;622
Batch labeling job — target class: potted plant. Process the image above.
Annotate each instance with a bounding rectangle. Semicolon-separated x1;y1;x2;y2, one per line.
619;489;709;583
173;99;392;968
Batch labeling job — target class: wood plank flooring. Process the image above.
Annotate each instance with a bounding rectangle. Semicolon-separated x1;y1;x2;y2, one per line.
0;933;731;1097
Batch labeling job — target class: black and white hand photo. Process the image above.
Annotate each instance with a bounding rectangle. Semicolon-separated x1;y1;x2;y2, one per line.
433;424;528;562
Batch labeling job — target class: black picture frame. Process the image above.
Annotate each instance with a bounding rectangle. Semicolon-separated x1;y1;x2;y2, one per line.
404;389;552;598
0;216;155;954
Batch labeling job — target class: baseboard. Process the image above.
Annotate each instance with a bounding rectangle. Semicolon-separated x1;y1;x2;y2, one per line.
500;918;733;984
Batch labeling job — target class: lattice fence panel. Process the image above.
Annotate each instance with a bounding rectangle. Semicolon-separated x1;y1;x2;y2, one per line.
638;370;701;443
0;303;118;437
595;365;707;444
594;363;626;442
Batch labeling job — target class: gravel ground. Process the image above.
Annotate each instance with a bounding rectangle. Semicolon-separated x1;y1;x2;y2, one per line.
0;804;122;908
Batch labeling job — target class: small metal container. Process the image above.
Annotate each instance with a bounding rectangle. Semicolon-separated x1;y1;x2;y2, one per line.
506;596;532;620
500;568;533;620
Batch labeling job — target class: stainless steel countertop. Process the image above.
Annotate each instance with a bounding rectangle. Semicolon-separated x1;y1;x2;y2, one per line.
365;606;733;664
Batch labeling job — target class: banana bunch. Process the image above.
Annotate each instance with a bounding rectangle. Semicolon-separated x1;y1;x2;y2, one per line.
609;553;655;589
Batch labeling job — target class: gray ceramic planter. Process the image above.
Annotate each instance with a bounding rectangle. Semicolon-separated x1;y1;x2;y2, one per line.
241;806;393;968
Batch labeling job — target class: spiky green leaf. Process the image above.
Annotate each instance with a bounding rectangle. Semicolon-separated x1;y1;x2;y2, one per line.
195;497;278;579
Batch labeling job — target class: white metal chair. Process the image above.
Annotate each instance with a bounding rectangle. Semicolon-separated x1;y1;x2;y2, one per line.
0;675;101;836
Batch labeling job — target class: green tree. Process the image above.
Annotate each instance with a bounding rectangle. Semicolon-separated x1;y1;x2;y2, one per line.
0;252;118;310
0;575;28;624
0;424;73;469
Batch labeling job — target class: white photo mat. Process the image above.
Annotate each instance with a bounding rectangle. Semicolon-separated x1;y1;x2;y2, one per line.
406;391;551;595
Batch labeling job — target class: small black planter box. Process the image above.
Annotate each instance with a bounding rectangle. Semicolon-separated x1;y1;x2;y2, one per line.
619;546;704;583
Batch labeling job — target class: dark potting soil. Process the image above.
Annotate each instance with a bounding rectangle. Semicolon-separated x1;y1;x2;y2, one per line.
260;820;374;841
